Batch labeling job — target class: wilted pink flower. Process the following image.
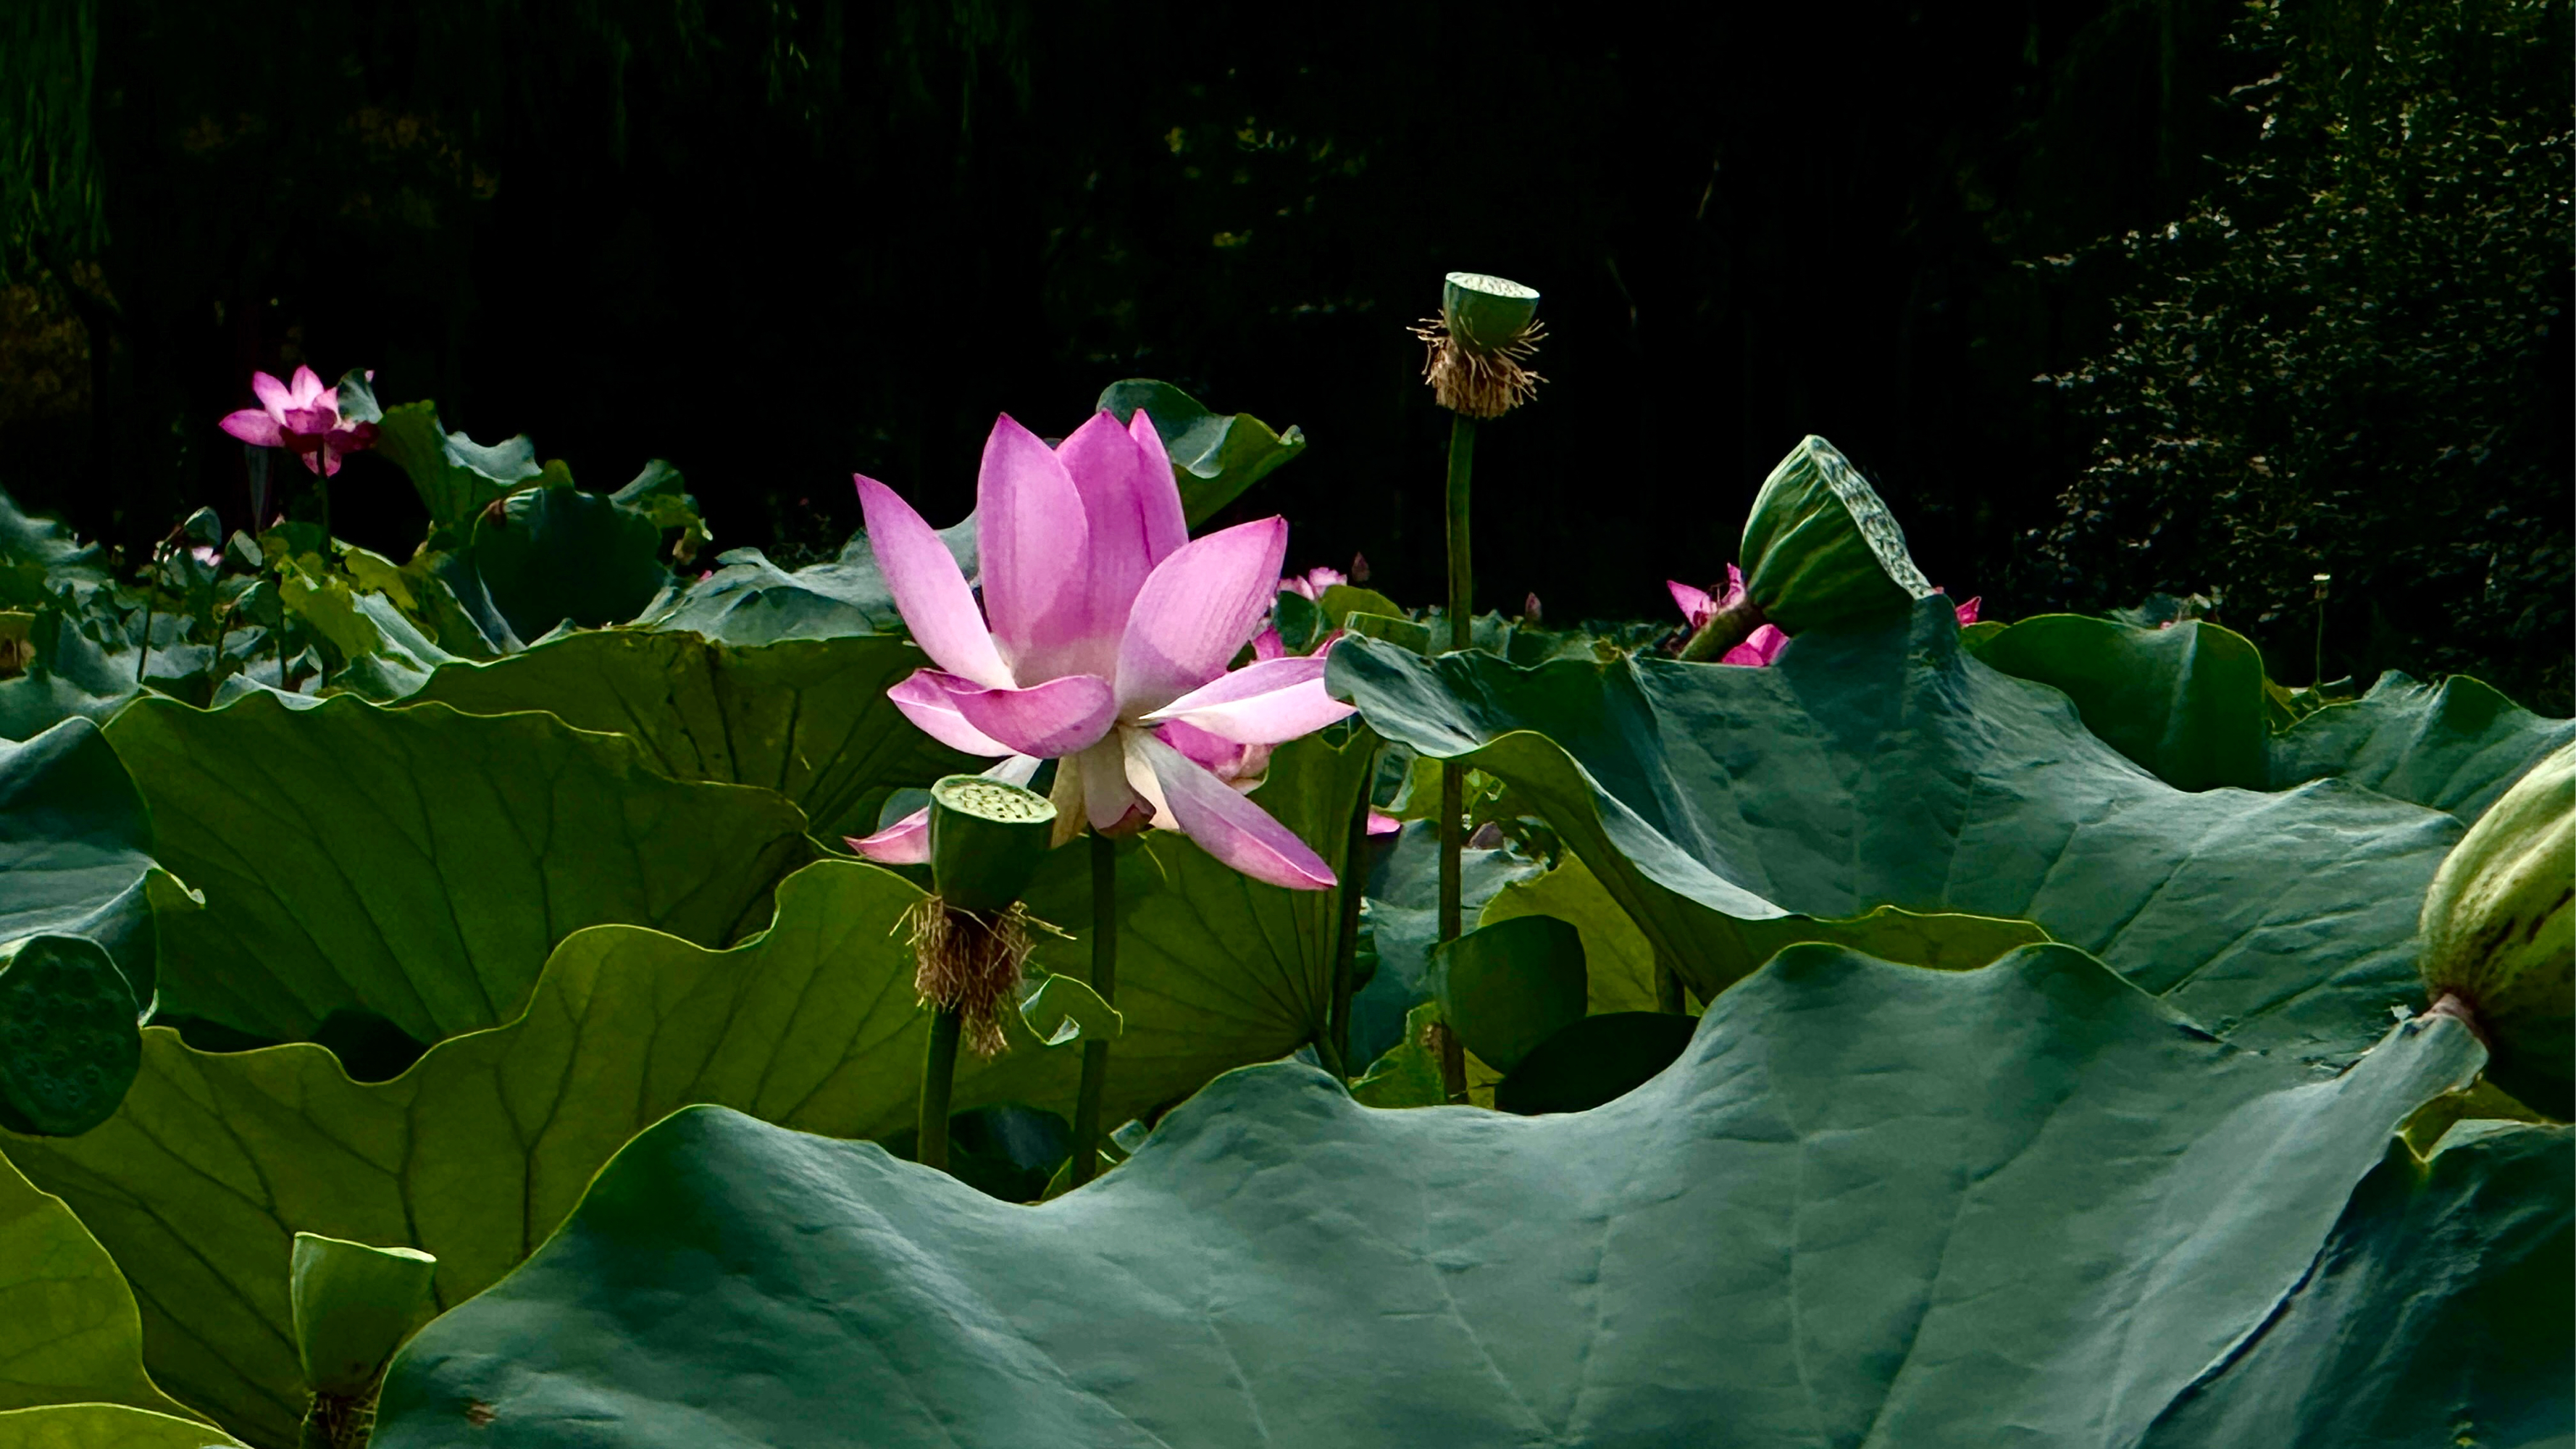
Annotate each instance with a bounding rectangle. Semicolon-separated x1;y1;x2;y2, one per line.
1669;564;1976;667
1280;565;1347;600
845;412;1354;889
219;367;377;476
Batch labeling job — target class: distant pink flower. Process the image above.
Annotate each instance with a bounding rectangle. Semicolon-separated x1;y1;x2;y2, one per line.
1667;565;1786;665
1280;565;1346;600
218;367;377;476
845;411;1355;889
1669;564;1977;667
1366;810;1401;836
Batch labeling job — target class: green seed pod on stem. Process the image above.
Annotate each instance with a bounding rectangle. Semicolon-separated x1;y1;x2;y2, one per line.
911;775;1057;1173
1413;272;1545;419
290;1231;438;1449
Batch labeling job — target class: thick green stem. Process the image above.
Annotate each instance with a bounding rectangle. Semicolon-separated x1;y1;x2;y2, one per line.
1437;411;1476;1105
917;1006;963;1173
1069;830;1118;1185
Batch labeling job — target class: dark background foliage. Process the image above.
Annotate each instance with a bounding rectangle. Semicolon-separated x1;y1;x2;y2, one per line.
2;0;2567;708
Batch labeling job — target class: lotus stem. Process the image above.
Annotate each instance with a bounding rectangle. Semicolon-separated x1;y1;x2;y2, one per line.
917;1006;963;1172
1069;827;1118;1186
1438;413;1476;1103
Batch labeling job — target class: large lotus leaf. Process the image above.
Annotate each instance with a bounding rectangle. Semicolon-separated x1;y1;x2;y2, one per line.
102;692;814;1045
2269;669;2576;824
1968;614;2270;792
1479;854;2049;1018
0;719;177;1005
401;631;969;838
368;944;2493;1448
1332;596;2461;1068
0;489;108;600
0;1403;243;1448
1098;379;1307;525
1737;434;1935;633
0;806;1379;1449
367;402;542;543
0;1153;203;1423
0;613;147;743
637;519;977;646
2141;1122;2572;1446
463;485;668;640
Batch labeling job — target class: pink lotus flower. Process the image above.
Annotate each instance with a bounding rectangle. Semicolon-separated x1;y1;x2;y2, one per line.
845;411;1355;889
1280;565;1346;600
1668;566;1979;667
218;367;378;476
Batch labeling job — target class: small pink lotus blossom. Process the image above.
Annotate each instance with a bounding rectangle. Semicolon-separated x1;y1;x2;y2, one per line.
1280;565;1347;600
846;411;1355;890
1366;810;1400;836
1668;564;1978;667
218;367;377;476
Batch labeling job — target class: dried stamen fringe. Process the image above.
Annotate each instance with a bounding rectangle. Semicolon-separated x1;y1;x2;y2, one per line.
902;896;1037;1056
1410;315;1547;419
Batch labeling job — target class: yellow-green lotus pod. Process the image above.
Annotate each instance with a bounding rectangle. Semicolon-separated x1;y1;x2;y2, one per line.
2417;740;2574;1116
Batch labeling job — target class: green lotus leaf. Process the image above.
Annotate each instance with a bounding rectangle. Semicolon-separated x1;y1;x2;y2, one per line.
635;518;976;646
1492;1010;1697;1115
103;692;814;1046
1097;379;1307;525
2138;1122;2572;1446
398;631;970;839
367;403;542;544
0;1403;242;1448
1427;914;1587;1072
462;484;668;642
0;731;1371;1444
369;944;2504;1447
1967;614;2270;792
2269;669;2576;824
0;719;180;1006
0;1152;204;1424
1331;596;2462;1067
1476;853;1665;1014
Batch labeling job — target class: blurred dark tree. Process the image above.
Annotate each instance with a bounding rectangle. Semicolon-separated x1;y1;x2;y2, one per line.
0;0;2562;706
2041;0;2572;711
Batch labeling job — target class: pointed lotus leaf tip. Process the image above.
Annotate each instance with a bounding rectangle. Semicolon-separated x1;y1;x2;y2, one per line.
927;774;1057;919
1442;271;1541;351
289;1232;439;1397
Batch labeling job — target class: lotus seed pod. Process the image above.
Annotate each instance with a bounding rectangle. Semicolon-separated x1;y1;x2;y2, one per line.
2417;741;2574;1116
290;1232;440;1397
927;774;1057;920
1442;272;1540;352
0;934;142;1137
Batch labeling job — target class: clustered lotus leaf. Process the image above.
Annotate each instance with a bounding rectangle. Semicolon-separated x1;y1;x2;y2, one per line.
0;376;2558;1449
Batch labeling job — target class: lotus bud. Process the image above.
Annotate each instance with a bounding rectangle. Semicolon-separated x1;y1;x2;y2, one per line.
2417;742;2574;1116
1413;272;1546;419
